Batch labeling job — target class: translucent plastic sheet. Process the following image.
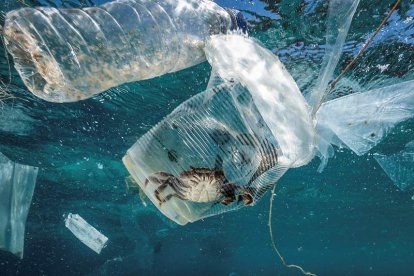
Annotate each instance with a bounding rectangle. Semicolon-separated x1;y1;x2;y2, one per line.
0;153;38;258
374;141;414;191
314;126;336;173
316;80;414;156
2;0;235;102
307;0;360;109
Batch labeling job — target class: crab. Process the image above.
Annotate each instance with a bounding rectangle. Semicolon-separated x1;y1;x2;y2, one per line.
144;167;254;206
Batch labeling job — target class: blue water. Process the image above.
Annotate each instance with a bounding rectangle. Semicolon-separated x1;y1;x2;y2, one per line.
0;0;414;275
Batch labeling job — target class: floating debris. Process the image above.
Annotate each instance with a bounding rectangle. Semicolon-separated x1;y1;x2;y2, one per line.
374;141;414;191
317;80;414;156
123;34;313;225
2;0;246;102
64;213;108;254
0;153;38;259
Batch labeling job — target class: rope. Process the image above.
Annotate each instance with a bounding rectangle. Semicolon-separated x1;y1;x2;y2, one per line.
315;0;401;112
268;184;317;276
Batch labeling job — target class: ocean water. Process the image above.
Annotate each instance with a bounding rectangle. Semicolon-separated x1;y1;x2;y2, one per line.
0;0;414;275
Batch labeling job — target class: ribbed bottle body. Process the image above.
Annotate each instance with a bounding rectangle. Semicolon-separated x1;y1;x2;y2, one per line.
3;0;232;102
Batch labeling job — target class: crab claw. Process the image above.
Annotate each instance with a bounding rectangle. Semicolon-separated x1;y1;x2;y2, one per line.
221;196;236;205
242;192;254;205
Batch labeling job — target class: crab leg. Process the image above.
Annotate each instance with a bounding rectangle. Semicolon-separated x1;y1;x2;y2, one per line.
154;182;170;203
144;171;175;187
169;180;188;201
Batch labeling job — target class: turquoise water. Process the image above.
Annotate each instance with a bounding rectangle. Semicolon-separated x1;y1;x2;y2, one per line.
0;0;414;275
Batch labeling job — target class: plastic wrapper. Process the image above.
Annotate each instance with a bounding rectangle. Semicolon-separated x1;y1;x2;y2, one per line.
123;34;316;225
2;0;246;102
64;213;108;254
374;141;414;191
316;80;414;156
0;153;38;258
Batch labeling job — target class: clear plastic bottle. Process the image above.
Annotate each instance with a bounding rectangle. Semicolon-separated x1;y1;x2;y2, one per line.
3;0;246;102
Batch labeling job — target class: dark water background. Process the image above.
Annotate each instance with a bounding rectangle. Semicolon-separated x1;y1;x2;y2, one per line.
0;0;414;275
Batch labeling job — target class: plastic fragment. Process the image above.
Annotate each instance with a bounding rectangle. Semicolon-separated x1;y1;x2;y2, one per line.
374;141;414;191
316;80;414;156
64;213;108;254
0;153;38;259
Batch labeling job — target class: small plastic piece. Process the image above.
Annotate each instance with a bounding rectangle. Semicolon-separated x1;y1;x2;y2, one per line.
0;153;38;259
374;141;414;191
64;213;108;254
316;80;414;156
3;0;246;102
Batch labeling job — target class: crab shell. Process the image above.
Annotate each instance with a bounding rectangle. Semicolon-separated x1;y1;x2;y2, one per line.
178;168;227;203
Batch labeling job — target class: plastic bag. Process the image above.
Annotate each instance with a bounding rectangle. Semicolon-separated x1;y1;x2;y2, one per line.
307;0;360;109
0;153;38;258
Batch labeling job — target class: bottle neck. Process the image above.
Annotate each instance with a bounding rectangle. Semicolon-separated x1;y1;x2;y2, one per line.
225;8;248;33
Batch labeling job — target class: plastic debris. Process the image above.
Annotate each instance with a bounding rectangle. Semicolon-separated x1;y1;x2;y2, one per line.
64;213;108;254
0;153;38;258
374;141;414;191
123;32;414;225
124;82;288;225
307;0;360;109
2;0;246;102
205;34;316;168
123;34;315;225
316;80;414;156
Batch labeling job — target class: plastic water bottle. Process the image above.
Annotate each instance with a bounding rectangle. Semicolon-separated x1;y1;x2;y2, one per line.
2;0;246;102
